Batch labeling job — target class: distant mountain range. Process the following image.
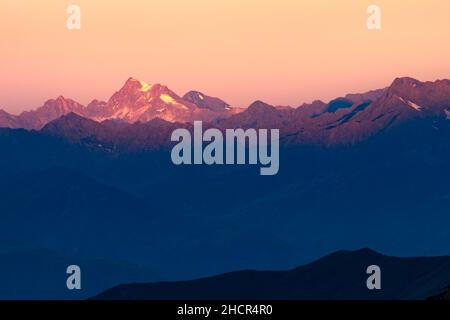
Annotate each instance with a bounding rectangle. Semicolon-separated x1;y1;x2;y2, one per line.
93;248;450;300
2;77;450;146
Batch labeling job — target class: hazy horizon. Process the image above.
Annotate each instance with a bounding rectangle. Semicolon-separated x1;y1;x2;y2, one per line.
1;0;450;112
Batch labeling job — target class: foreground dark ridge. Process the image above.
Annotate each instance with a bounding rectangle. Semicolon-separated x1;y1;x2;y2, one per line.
92;249;450;300
430;286;450;300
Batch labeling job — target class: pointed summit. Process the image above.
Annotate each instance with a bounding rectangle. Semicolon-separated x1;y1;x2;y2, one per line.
391;76;420;87
388;77;421;96
385;76;450;113
183;90;230;112
247;100;277;114
125;77;139;83
119;77;145;92
115;77;170;97
41;112;102;142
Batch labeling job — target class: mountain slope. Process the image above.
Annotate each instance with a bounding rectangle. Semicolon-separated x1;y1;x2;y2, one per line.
182;90;231;112
0;96;85;130
41;112;187;151
93;249;450;300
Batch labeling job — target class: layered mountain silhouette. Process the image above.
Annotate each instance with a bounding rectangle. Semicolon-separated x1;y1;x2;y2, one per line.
2;77;450;146
18;77;442;150
93;249;450;300
2;76;450;299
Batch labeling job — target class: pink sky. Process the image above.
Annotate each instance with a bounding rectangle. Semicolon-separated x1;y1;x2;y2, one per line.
1;0;450;113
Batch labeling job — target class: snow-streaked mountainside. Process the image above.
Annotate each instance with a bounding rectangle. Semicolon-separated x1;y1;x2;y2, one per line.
182;90;232;112
1;76;450;145
84;78;240;124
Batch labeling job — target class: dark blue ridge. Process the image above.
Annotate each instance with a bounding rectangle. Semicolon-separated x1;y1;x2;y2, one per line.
92;248;450;300
325;98;354;113
337;100;372;124
325;101;372;130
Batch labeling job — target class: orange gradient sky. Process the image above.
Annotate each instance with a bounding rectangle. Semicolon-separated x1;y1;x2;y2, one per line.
1;0;450;113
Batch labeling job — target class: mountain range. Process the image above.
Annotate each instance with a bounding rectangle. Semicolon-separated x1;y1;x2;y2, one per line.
2;76;450;299
93;248;450;300
2;77;450;146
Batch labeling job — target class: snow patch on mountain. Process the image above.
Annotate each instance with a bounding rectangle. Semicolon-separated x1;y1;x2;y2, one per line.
160;94;176;104
139;81;153;92
398;96;424;111
445;109;450;120
159;94;189;110
407;101;424;111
